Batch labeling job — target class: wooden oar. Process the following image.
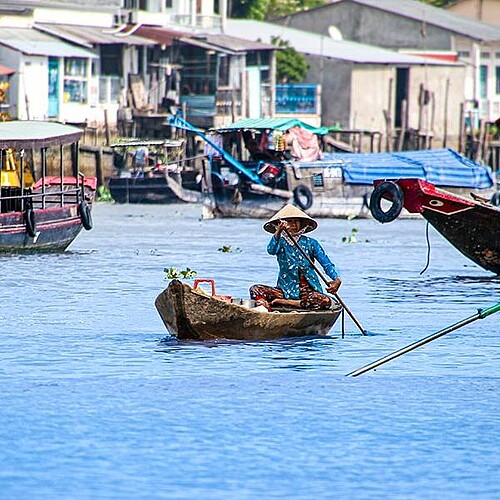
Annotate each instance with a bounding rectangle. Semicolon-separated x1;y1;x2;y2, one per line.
283;227;367;336
347;302;500;377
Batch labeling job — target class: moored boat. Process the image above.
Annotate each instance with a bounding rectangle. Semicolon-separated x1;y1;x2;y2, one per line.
0;120;96;253
170;114;495;219
155;279;343;341
369;178;500;275
108;139;204;204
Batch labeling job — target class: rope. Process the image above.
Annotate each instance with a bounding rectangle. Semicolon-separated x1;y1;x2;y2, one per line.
419;221;431;275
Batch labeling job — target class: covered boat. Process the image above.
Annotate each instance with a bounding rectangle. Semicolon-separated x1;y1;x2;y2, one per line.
170;113;495;219
155;279;343;341
369;178;500;275
0;120;96;253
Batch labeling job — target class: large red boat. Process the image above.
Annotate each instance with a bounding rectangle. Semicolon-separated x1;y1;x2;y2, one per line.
370;178;500;275
0;121;96;253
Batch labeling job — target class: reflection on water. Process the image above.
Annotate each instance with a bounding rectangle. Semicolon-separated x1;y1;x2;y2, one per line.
0;203;499;498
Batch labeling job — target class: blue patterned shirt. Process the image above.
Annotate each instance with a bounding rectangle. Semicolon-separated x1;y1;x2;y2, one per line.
267;234;339;299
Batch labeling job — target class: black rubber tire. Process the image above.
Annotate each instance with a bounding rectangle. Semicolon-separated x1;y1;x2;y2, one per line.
369;181;404;223
80;201;93;230
490;192;500;206
25;207;37;237
293;185;313;211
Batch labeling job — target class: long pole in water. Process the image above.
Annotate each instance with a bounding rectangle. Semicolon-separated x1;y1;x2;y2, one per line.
347;302;500;377
284;228;367;336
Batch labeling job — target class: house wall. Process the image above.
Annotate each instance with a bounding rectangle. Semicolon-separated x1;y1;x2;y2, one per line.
276;2;453;50
407;64;466;146
304;56;352;128
447;0;500;24
350;65;395;132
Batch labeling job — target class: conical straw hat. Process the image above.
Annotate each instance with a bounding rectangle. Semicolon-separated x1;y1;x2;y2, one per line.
263;204;318;233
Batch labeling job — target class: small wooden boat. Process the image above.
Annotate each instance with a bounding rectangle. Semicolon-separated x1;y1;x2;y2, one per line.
370;178;500;275
155;279;343;341
0;120;96;253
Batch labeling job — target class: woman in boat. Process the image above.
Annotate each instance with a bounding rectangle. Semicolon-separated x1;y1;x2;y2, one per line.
250;204;341;311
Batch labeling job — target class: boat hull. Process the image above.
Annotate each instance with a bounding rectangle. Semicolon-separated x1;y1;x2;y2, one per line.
0;206;86;253
155;280;342;341
378;178;500;275
108;173;203;204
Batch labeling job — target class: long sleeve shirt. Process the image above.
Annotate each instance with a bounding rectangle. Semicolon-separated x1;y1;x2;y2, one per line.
267;234;339;299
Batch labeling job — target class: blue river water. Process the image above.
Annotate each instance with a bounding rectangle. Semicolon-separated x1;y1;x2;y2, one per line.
1;202;499;499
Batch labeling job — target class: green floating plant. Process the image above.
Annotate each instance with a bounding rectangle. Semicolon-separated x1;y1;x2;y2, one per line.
342;228;359;244
218;245;242;253
163;267;198;279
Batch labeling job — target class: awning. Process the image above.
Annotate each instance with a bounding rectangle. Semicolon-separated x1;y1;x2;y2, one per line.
215;117;329;135
35;23;154;47
0;27;97;58
0;121;83;150
0;64;15;76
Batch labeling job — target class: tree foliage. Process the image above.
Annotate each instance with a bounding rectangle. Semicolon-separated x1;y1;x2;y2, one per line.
419;0;455;6
230;0;456;19
230;0;326;20
271;36;309;83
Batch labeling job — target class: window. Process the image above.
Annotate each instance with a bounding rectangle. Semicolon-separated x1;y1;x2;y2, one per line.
496;67;500;94
481;52;491;59
480;65;488;98
63;58;88;104
457;51;470;58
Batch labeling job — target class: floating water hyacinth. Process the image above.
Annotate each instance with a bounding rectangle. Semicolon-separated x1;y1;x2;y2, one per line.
218;245;242;253
342;228;358;244
163;267;198;279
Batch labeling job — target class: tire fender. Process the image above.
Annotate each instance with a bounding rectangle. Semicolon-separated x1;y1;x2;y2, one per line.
369;181;404;223
293;185;313;211
80;201;93;230
25;206;37;237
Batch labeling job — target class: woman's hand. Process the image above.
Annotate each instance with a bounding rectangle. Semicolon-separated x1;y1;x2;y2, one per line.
326;277;342;294
275;220;289;237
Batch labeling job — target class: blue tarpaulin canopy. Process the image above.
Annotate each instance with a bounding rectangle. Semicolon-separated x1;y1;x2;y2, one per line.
308;148;494;189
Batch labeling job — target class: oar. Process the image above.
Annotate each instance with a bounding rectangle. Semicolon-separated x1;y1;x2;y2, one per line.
283;227;367;336
347;301;500;377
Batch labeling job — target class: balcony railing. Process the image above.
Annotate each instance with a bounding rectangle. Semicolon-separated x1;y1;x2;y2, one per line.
171;14;222;31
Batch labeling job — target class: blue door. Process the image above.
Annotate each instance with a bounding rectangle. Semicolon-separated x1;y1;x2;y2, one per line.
48;57;59;117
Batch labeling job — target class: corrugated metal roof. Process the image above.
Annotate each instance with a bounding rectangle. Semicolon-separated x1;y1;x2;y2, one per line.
179;36;238;55
0;120;83;149
192;34;275;52
34;23;153;47
327;0;500;42
226;20;456;65
0;27;97;58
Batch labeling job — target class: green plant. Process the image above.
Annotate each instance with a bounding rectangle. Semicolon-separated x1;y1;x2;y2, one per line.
271;36;309;83
163;267;198;279
218;245;242;253
342;228;358;244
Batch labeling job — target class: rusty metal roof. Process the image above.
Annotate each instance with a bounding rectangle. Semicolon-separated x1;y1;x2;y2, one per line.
133;25;192;46
34;23;154;47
